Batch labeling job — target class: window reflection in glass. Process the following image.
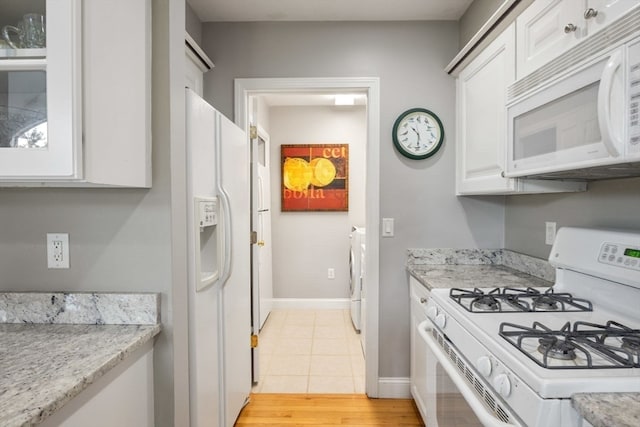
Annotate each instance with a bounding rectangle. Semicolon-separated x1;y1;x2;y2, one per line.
0;70;47;149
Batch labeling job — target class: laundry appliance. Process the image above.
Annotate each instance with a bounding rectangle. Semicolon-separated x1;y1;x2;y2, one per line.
349;226;365;332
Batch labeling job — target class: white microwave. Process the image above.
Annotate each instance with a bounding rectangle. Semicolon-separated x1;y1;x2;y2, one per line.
505;35;640;180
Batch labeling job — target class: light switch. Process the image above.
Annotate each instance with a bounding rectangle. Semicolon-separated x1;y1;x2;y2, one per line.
382;218;394;237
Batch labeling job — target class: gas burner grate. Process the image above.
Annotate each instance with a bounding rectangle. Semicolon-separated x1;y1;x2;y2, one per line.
449;287;593;313
499;321;640;369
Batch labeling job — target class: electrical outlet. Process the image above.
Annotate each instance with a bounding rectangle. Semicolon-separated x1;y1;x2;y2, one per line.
328;268;335;279
47;233;69;269
545;222;556;245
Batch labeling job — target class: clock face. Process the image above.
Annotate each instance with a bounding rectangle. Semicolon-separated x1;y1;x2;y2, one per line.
392;108;444;160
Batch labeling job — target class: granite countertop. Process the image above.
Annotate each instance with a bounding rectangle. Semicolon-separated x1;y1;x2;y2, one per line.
406;248;554;290
0;292;161;427
572;393;640;427
406;248;640;426
408;264;552;289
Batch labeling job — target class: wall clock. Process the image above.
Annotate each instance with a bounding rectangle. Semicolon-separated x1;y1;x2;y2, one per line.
392;108;444;160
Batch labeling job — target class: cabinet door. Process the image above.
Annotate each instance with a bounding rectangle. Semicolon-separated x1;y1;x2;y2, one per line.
185;51;204;96
0;0;81;179
584;0;639;35
82;0;151;187
409;278;428;423
456;24;516;195
516;0;584;80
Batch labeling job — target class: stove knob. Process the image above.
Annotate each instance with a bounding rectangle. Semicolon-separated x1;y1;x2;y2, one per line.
493;374;512;397
426;304;438;319
476;356;492;376
434;313;447;329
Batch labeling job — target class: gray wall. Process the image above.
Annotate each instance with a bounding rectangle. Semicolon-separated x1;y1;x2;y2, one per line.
458;0;504;47
0;1;189;425
269;105;367;299
186;1;202;44
201;21;505;378
505;178;640;259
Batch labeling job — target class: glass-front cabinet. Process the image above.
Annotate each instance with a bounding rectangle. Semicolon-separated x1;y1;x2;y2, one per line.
0;0;80;179
0;0;151;187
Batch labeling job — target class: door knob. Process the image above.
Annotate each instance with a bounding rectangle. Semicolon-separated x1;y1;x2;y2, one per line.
564;23;577;33
584;8;598;19
257;240;265;247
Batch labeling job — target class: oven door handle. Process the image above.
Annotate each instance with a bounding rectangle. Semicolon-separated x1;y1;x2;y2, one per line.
418;321;518;427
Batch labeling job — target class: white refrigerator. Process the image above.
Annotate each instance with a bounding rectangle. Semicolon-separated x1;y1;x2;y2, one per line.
186;88;252;427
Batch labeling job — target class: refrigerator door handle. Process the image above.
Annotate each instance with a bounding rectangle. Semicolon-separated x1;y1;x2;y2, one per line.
218;185;233;288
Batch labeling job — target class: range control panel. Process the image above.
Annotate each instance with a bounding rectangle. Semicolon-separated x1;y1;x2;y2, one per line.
599;242;640;271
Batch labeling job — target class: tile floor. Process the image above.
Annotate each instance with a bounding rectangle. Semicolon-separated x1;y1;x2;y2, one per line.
252;309;365;394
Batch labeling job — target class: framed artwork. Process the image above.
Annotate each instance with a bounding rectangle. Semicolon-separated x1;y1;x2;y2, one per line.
281;143;349;212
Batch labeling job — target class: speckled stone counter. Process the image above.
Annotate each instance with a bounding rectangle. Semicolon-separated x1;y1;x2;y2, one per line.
406;248;554;290
572;393;640;427
0;292;161;427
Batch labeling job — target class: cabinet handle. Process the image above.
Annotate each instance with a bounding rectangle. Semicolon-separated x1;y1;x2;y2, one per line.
500;170;506;178
420;297;427;304
564;23;577;33
584;8;598;20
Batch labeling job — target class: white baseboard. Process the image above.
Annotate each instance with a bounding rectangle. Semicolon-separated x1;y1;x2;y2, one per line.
271;298;351;310
377;377;411;399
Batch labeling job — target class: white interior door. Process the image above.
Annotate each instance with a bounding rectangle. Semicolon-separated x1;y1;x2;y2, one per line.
249;98;274;384
256;126;273;329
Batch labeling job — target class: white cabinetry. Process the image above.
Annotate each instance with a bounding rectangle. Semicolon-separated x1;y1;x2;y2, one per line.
0;0;79;179
185;33;214;97
457;24;516;195
517;0;638;80
585;0;638;34
39;342;154;427
0;0;151;187
409;276;428;423
456;23;587;195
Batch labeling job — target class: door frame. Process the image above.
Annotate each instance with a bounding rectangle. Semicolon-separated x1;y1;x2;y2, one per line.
234;77;381;397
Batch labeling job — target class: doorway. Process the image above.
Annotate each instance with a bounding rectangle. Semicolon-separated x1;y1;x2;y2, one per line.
235;77;381;397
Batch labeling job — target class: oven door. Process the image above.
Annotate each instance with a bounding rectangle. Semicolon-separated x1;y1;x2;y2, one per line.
418;320;522;427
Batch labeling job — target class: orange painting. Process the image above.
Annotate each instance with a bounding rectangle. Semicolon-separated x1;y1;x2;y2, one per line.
281;144;349;212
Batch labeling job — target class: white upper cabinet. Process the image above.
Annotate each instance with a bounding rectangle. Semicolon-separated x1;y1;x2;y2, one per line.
0;0;79;179
456;23;587;195
516;0;584;81
457;24;516;195
0;0;151;187
517;0;639;80
185;33;214;97
585;0;639;35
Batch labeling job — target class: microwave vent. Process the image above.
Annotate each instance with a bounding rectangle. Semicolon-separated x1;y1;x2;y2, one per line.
509;6;640;101
518;161;640;180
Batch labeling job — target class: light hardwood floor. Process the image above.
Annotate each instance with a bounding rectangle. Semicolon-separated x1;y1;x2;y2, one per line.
235;393;425;426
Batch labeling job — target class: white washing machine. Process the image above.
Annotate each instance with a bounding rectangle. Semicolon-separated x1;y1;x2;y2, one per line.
349;226;365;332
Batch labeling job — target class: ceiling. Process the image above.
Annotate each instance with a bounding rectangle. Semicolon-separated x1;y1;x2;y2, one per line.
187;0;474;22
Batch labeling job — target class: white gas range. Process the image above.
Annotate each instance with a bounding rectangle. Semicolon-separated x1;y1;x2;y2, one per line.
420;227;640;427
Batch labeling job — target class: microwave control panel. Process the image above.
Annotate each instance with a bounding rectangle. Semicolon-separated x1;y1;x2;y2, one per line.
629;40;640;153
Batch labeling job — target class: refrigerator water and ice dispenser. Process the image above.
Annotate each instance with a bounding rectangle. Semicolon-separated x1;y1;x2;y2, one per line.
194;196;220;291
